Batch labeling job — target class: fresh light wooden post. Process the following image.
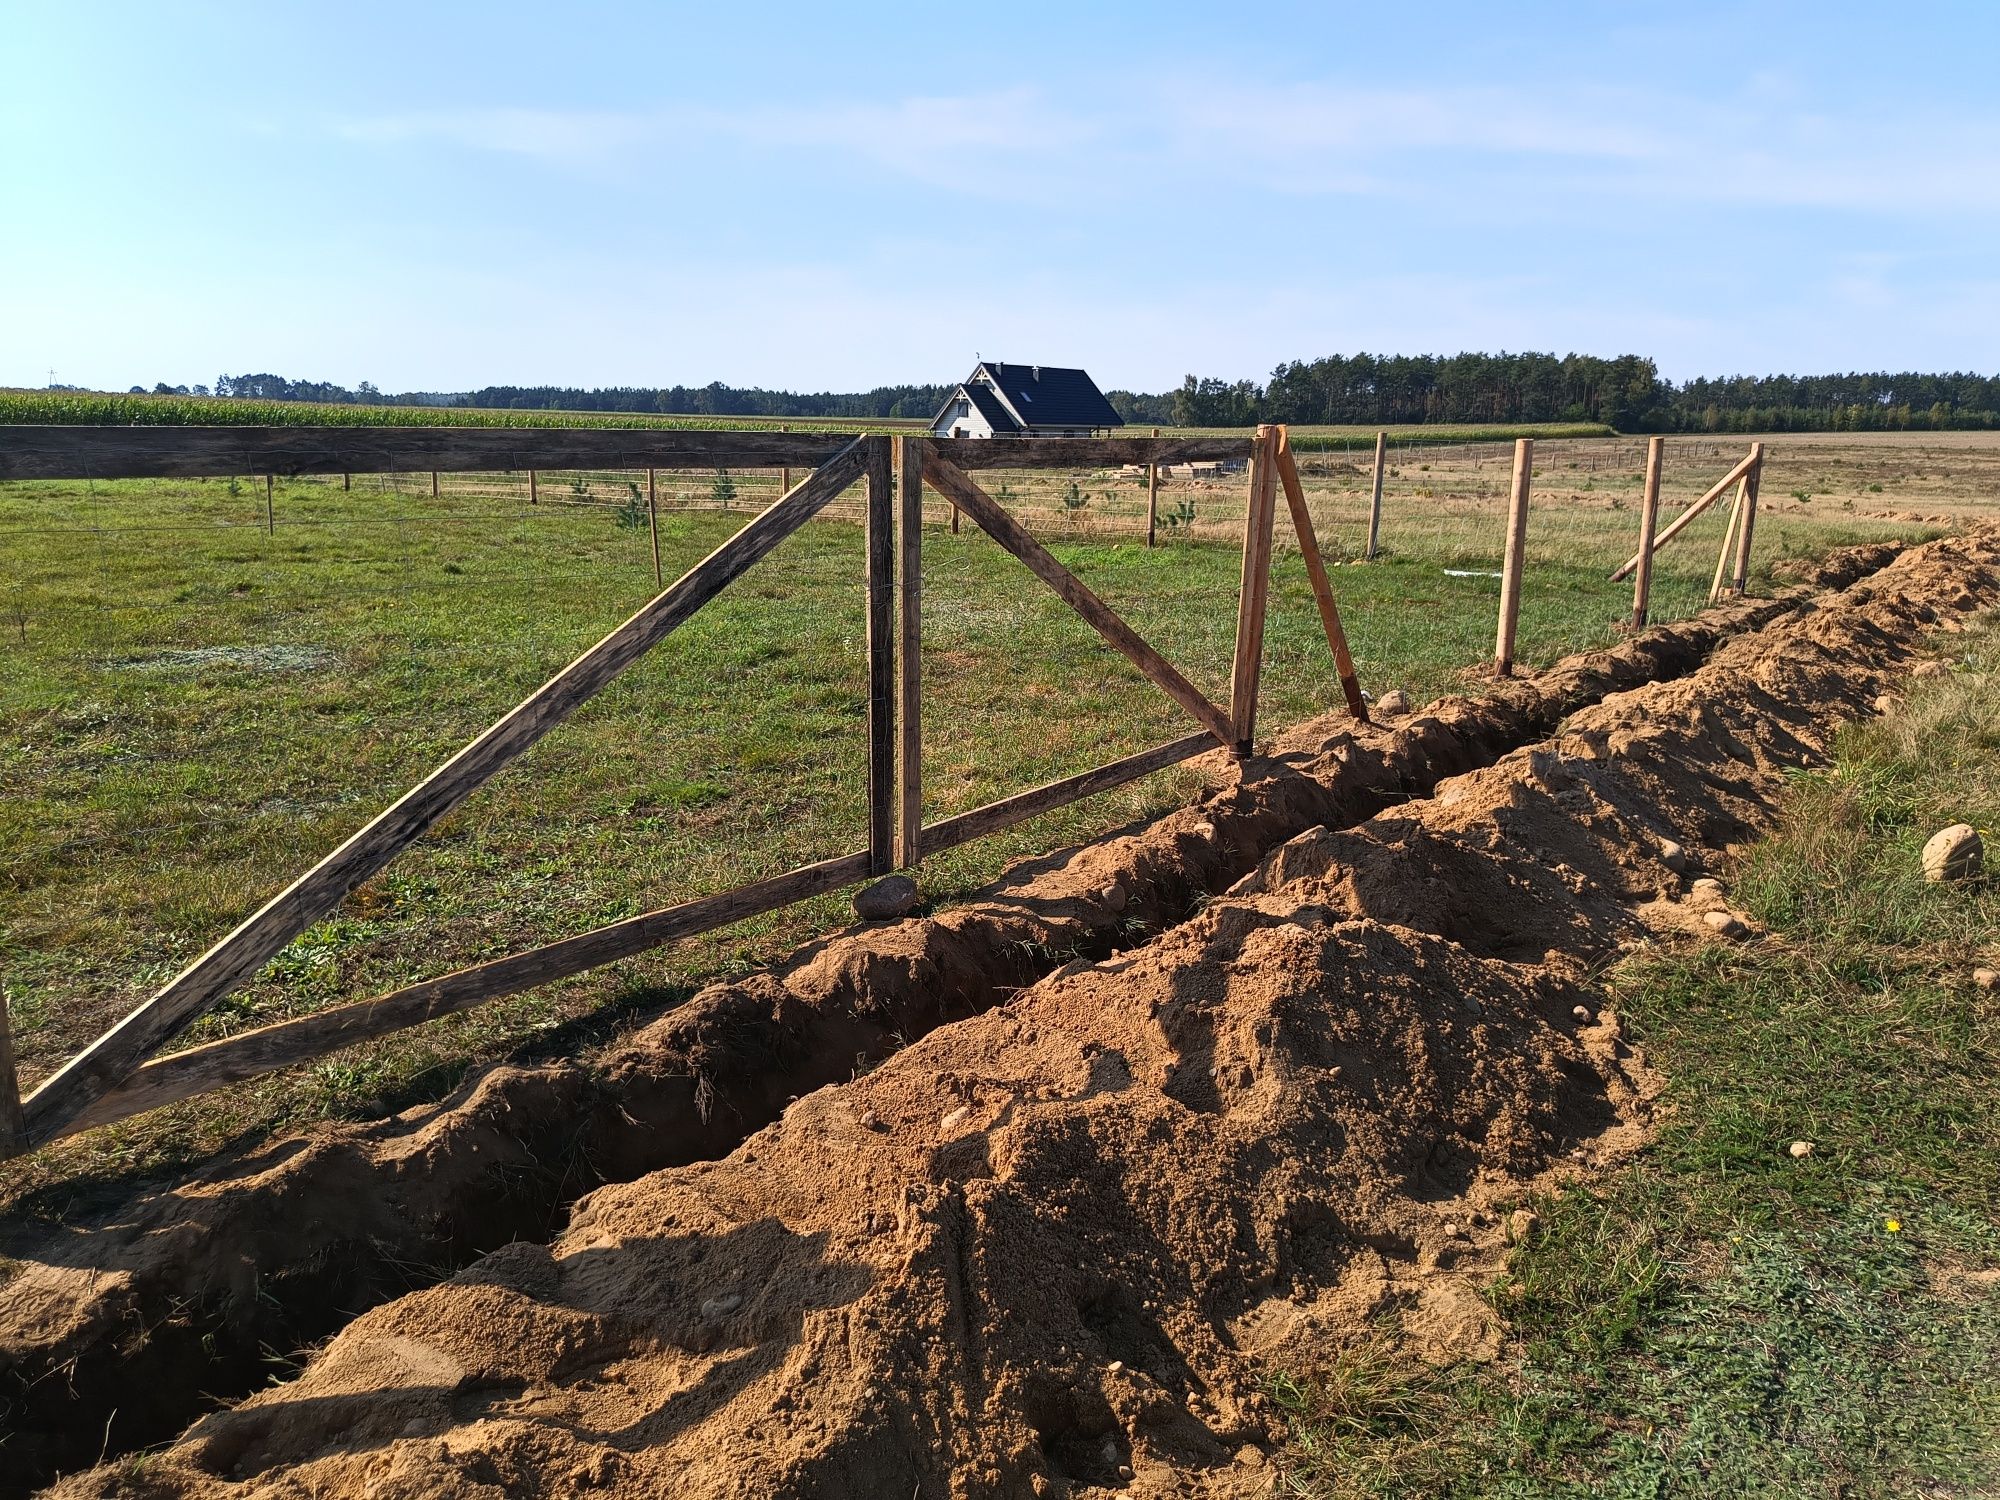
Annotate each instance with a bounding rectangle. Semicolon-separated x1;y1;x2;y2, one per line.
1273;430;1368;722
1366;429;1387;559
1708;483;1746;606
1632;435;1665;628
263;474;275;535
1228;426;1281;749
1494;438;1533;677
529;469;539;505
1730;442;1765;595
1609;447;1758;581
864;438;896;875
921;453;1235;749
17;440;872;1147
894;436;923;868
0;991;25;1153
646;467;663;589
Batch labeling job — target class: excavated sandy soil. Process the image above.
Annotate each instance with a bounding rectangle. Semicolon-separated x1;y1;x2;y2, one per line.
14;526;2000;1497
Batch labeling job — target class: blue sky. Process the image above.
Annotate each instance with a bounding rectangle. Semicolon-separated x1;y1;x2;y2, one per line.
5;1;1997;393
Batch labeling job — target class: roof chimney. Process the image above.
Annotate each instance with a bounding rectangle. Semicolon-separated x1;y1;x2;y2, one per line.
1031;365;1040;380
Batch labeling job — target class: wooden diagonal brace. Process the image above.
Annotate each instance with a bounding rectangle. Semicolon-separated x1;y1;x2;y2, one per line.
920;452;1237;750
1272;431;1369;722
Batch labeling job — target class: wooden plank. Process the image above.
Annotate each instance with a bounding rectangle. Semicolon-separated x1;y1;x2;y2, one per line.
1707;482;1746;606
1495;438;1533;677
930;436;1252;471
895;437;924;868
19;438;872;1146
529;468;539;505
1366;430;1387;559
865;437;896;875
1730;441;1765;594
921;732;1215;857
0;425;859;482
1609;447;1758;581
0;986;25;1154
921;453;1236;750
1632;435;1665;628
1273;431;1368;722
646;467;663;588
53;850;876;1141
1228;427;1280;747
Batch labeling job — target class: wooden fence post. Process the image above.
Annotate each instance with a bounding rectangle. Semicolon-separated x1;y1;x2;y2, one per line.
781;423;791;496
1632;435;1664;628
1730;441;1765;595
646;467;663;589
341;472;350;492
865;437;897;876
431;470;439;499
529;469;538;505
1273;429;1368;722
1366;429;1387;559
1708;482;1745;606
0;988;25;1155
1494;438;1532;677
1146;426;1161;547
1229;426;1281;750
895;436;924;868
264;474;274;535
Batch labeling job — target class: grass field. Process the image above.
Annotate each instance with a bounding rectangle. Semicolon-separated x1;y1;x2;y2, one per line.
1273;617;2000;1497
0;436;1971;1202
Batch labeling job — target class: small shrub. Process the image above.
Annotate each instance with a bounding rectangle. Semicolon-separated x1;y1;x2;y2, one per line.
614;481;648;531
711;468;737;509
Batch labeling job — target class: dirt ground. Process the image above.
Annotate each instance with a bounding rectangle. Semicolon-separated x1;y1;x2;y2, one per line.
10;526;1991;1498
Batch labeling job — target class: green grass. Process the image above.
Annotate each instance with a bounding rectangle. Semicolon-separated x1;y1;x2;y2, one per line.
1272;619;2000;1498
0;466;1913;1204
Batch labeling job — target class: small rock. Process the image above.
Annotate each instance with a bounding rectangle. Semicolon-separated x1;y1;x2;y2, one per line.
1107;1360;1124;1374
1117;1465;1135;1481
1704;909;1748;939
1572;1004;1592;1022
700;1292;743;1321
1788;1140;1813;1159
1922;824;1983;883
1975;968;2000;992
940;1105;973;1133
1234;1444;1266;1470
1911;660;1949;679
1460;997;1483;1018
1442;1221;1462;1238
853;874;919;921
1692;877;1725;899
1096;883;1129;913
1873;694;1902;716
1376;688;1410;716
1657;838;1687;873
402;1419;429;1437
859;1108;883;1131
1505;1209;1541;1246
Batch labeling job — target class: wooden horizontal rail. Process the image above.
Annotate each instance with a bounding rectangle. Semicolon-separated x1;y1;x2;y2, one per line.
55;849;876;1141
930;436;1251;470
19;438;871;1148
0;425;857;482
1608;448;1758;582
920;732;1217;858
922;452;1237;748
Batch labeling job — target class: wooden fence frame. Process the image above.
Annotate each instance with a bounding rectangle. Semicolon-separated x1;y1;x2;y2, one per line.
0;423;1364;1156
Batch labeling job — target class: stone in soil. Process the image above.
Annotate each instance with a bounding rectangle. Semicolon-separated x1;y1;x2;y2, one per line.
1922;824;1984;883
854;874;921;920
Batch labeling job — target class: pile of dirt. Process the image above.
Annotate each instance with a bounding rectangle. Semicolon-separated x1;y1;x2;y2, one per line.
36;528;1998;1497
0;581;1832;1485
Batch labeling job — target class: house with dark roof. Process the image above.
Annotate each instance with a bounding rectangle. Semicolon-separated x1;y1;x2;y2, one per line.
929;361;1124;439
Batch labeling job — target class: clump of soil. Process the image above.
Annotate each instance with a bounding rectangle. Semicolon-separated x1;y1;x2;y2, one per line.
41;529;1999;1497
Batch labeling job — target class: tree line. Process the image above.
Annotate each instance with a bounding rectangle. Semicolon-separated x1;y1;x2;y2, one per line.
138;358;2000;433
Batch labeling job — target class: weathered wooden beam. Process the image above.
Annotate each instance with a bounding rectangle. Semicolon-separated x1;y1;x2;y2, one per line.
895;436;924;868
1228;427;1280;747
52;850;875;1142
1708;481;1747;606
646;467;663;588
1632;435;1665;628
1366;430;1387;560
921;453;1235;749
1495;438;1533;678
929;436;1251;471
1730;441;1765;595
865;438;897;875
1273;431;1368;722
0;989;25;1155
19;439;872;1147
0;425;858;482
1609;447;1758;582
921;732;1216;857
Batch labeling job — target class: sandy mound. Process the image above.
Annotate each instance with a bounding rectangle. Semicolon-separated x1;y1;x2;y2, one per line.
37;527;1998;1498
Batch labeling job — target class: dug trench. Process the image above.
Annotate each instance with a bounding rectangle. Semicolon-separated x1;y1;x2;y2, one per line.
0;535;1960;1492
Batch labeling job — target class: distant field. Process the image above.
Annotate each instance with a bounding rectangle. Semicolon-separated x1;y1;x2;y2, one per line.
0;428;1972;1199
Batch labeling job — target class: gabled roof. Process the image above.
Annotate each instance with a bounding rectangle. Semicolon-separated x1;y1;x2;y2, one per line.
973;361;1124;429
961;381;1020;433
